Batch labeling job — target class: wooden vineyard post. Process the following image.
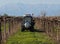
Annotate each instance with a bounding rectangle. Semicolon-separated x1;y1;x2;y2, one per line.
15;18;18;32
13;19;15;33
42;16;46;31
45;19;47;33
12;18;15;33
51;20;54;37
43;18;45;31
40;18;42;29
50;20;53;37
47;20;49;34
48;20;51;36
3;17;7;43
0;18;2;44
11;18;13;34
42;18;45;31
12;18;15;34
56;21;59;42
10;18;13;35
45;18;47;33
52;20;55;40
16;20;17;31
11;18;14;34
8;18;11;35
15;19;17;32
46;19;49;34
58;20;60;43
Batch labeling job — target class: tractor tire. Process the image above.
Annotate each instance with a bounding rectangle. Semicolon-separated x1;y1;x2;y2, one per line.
29;27;34;32
21;28;25;32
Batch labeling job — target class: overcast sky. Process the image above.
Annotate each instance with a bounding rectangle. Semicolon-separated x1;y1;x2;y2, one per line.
0;0;60;16
0;0;60;6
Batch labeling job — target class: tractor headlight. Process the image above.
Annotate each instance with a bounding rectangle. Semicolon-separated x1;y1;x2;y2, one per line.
24;22;31;28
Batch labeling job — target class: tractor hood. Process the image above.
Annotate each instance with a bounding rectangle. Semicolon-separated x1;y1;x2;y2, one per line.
24;22;31;28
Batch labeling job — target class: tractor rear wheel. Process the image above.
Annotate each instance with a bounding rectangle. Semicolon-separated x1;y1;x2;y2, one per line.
29;27;34;32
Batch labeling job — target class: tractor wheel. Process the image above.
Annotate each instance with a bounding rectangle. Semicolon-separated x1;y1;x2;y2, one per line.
21;28;25;32
29;27;34;32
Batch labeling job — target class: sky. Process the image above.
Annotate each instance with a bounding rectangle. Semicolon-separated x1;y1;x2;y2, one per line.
0;0;60;16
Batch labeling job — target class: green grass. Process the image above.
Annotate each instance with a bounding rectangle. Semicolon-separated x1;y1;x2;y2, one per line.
6;31;55;44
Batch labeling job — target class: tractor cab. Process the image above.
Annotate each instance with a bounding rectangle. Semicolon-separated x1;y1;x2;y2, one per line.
21;14;35;32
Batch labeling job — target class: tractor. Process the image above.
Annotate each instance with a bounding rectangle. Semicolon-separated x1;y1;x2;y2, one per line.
21;14;35;32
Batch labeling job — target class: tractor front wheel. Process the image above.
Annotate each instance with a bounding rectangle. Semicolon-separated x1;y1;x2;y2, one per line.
21;27;25;32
